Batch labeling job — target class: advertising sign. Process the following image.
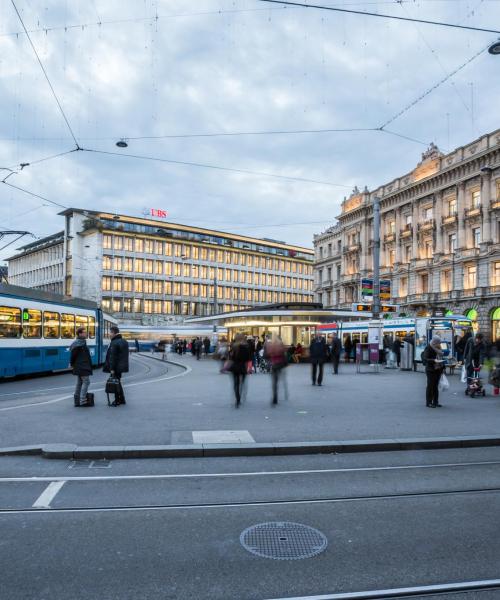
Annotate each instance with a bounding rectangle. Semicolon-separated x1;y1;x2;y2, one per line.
361;278;391;301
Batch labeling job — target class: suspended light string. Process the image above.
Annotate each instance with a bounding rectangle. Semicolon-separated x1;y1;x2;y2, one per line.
258;0;500;35
10;0;80;149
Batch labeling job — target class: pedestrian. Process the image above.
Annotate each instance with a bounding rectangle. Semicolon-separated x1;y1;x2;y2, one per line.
343;335;353;363
330;332;342;374
293;343;303;364
70;327;93;407
247;336;257;373
422;335;445;408
203;336;211;357
464;332;486;384
103;325;129;406
265;334;287;404
182;339;187;354
392;337;402;368
191;338;196;356
229;333;251;407
309;334;328;386
195;337;202;360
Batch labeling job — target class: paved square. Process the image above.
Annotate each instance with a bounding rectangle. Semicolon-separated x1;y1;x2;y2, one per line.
191;430;255;444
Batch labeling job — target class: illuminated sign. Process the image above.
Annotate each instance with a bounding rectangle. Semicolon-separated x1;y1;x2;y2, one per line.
142;208;168;219
361;279;391;301
352;304;398;313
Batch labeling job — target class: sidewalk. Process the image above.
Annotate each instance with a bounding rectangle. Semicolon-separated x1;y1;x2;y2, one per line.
1;353;500;458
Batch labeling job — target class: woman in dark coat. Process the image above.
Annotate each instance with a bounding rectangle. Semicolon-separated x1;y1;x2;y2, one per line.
70;327;93;407
230;334;251;407
422;336;445;408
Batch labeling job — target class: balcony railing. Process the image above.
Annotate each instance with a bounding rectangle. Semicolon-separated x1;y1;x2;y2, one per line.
461;247;480;259
490;200;500;211
441;214;457;226
399;226;412;238
489;285;500;294
345;243;361;253
407;293;430;304
384;233;396;243
465;207;481;218
461;288;477;297
418;219;434;231
415;258;433;269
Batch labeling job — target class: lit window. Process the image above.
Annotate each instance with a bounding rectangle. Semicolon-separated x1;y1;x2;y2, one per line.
103;234;112;249
145;260;153;274
124;237;133;252
113;257;122;271
465;265;477;289
144;280;153;293
135;259;143;273
135;279;143;292
102;276;112;291
448;197;457;216
473;228;481;248
424;207;433;220
123;278;133;292
102;256;112;270
471;189;481;208
113;278;122;292
135;239;144;253
165;243;172;256
493;262;500;285
114;236;123;250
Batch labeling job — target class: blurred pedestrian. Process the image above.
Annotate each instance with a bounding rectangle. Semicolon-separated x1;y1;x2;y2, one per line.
230;334;251;407
203;336;211;357
103;325;129;406
293;342;303;364
343;335;353;363
70;327;93;407
195;337;202;360
265;334;288;404
330;332;342;374
392;337;402;368
464;332;486;383
309;334;328;386
422;335;445;408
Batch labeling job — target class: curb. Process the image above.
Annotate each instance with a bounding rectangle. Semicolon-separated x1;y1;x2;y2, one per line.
2;435;500;459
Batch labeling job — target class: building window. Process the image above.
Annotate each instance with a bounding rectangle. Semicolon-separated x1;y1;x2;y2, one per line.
471;189;481;208
135;279;143;292
102;276;111;291
135;258;143;273
389;249;395;267
465;265;477;289
448;233;457;254
389;221;396;234
165;243;172;256
473;227;481;248
420;274;429;293
441;270;452;292
399;277;408;297
424;207;433;220
114;236;123;250
123;278;133;292
145;259;153;274
102;256;112;270
155;241;163;254
113;257;122;271
135;239;144;253
448;197;457;216
124;237;133;252
113;278;122;292
493;262;500;286
103;234;112;249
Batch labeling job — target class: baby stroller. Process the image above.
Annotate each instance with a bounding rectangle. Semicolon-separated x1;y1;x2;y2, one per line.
465;366;486;397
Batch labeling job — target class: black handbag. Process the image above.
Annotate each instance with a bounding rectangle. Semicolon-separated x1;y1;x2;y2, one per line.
105;376;120;394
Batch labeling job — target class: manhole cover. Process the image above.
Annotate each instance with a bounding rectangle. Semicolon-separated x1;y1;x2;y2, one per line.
240;521;327;560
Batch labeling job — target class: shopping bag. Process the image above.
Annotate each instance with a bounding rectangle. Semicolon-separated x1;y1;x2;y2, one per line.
438;373;450;392
460;365;467;383
105;376;121;394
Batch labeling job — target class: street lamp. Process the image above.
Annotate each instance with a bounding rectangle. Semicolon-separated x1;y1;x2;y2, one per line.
488;39;500;55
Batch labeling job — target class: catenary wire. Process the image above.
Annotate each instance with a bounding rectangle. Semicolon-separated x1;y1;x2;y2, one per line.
2;181;68;210
258;0;500;34
379;42;490;129
10;0;80;148
80;147;352;187
7;148;80;171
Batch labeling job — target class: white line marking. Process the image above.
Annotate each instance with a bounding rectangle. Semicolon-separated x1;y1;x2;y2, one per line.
264;579;500;600
1;459;500;483
32;481;65;509
0;359;190;412
192;430;255;444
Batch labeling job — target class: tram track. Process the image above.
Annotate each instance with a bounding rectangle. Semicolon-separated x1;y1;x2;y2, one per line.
1;483;500;515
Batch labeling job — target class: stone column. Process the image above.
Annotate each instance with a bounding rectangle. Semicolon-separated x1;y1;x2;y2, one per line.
481;171;492;244
457;182;466;249
395;208;402;264
434;191;443;254
412;201;419;258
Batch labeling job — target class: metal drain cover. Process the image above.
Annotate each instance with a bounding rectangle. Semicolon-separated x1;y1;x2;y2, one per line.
240;521;327;560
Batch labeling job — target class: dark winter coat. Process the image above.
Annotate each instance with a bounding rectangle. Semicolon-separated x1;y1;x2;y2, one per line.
309;338;328;364
70;338;93;376
330;337;342;358
464;337;486;368
230;342;251;374
103;334;129;375
421;345;445;374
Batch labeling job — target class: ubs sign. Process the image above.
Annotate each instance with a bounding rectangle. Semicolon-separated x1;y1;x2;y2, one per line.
142;208;168;219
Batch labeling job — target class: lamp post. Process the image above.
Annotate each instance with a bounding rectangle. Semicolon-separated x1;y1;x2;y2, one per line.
372;196;381;320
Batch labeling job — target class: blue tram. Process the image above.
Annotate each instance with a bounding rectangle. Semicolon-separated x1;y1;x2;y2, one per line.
0;284;117;378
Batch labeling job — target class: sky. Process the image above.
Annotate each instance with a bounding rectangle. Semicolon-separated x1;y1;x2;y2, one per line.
1;0;500;262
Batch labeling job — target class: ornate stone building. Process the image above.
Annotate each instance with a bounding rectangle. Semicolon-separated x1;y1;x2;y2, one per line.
313;128;500;338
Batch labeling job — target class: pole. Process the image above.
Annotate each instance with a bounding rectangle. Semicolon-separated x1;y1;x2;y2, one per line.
372;196;381;320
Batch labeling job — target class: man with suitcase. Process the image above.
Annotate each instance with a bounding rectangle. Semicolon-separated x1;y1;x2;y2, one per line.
70;327;94;407
103;326;129;406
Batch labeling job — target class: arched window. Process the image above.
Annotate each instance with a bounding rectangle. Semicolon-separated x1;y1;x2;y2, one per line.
491;307;500;341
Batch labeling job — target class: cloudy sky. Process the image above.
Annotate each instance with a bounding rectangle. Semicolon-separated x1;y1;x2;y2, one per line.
1;0;499;261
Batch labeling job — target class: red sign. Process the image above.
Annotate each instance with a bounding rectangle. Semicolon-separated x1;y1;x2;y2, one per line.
143;208;168;219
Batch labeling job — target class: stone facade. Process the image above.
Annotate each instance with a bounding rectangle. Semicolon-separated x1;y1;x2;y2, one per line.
313;128;500;338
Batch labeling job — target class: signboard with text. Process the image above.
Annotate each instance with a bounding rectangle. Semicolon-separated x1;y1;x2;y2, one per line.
361;278;391;301
142;208;168;219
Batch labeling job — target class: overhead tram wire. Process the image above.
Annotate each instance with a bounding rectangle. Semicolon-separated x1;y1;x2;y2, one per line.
258;0;500;35
79;147;352;188
379;42;490;130
2;181;68;211
10;0;81;150
7;148;80;172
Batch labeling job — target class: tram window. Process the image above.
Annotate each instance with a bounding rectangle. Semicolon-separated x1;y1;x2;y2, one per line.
88;316;96;339
76;315;88;335
43;312;60;339
23;309;42;338
0;306;22;338
61;314;75;339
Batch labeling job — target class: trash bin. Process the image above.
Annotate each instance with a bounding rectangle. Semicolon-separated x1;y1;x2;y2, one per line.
400;341;414;371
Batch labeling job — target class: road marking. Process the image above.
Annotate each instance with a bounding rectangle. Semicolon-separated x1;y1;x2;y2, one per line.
0;358;191;412
2;459;500;483
32;481;65;509
192;430;255;443
264;579;500;599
